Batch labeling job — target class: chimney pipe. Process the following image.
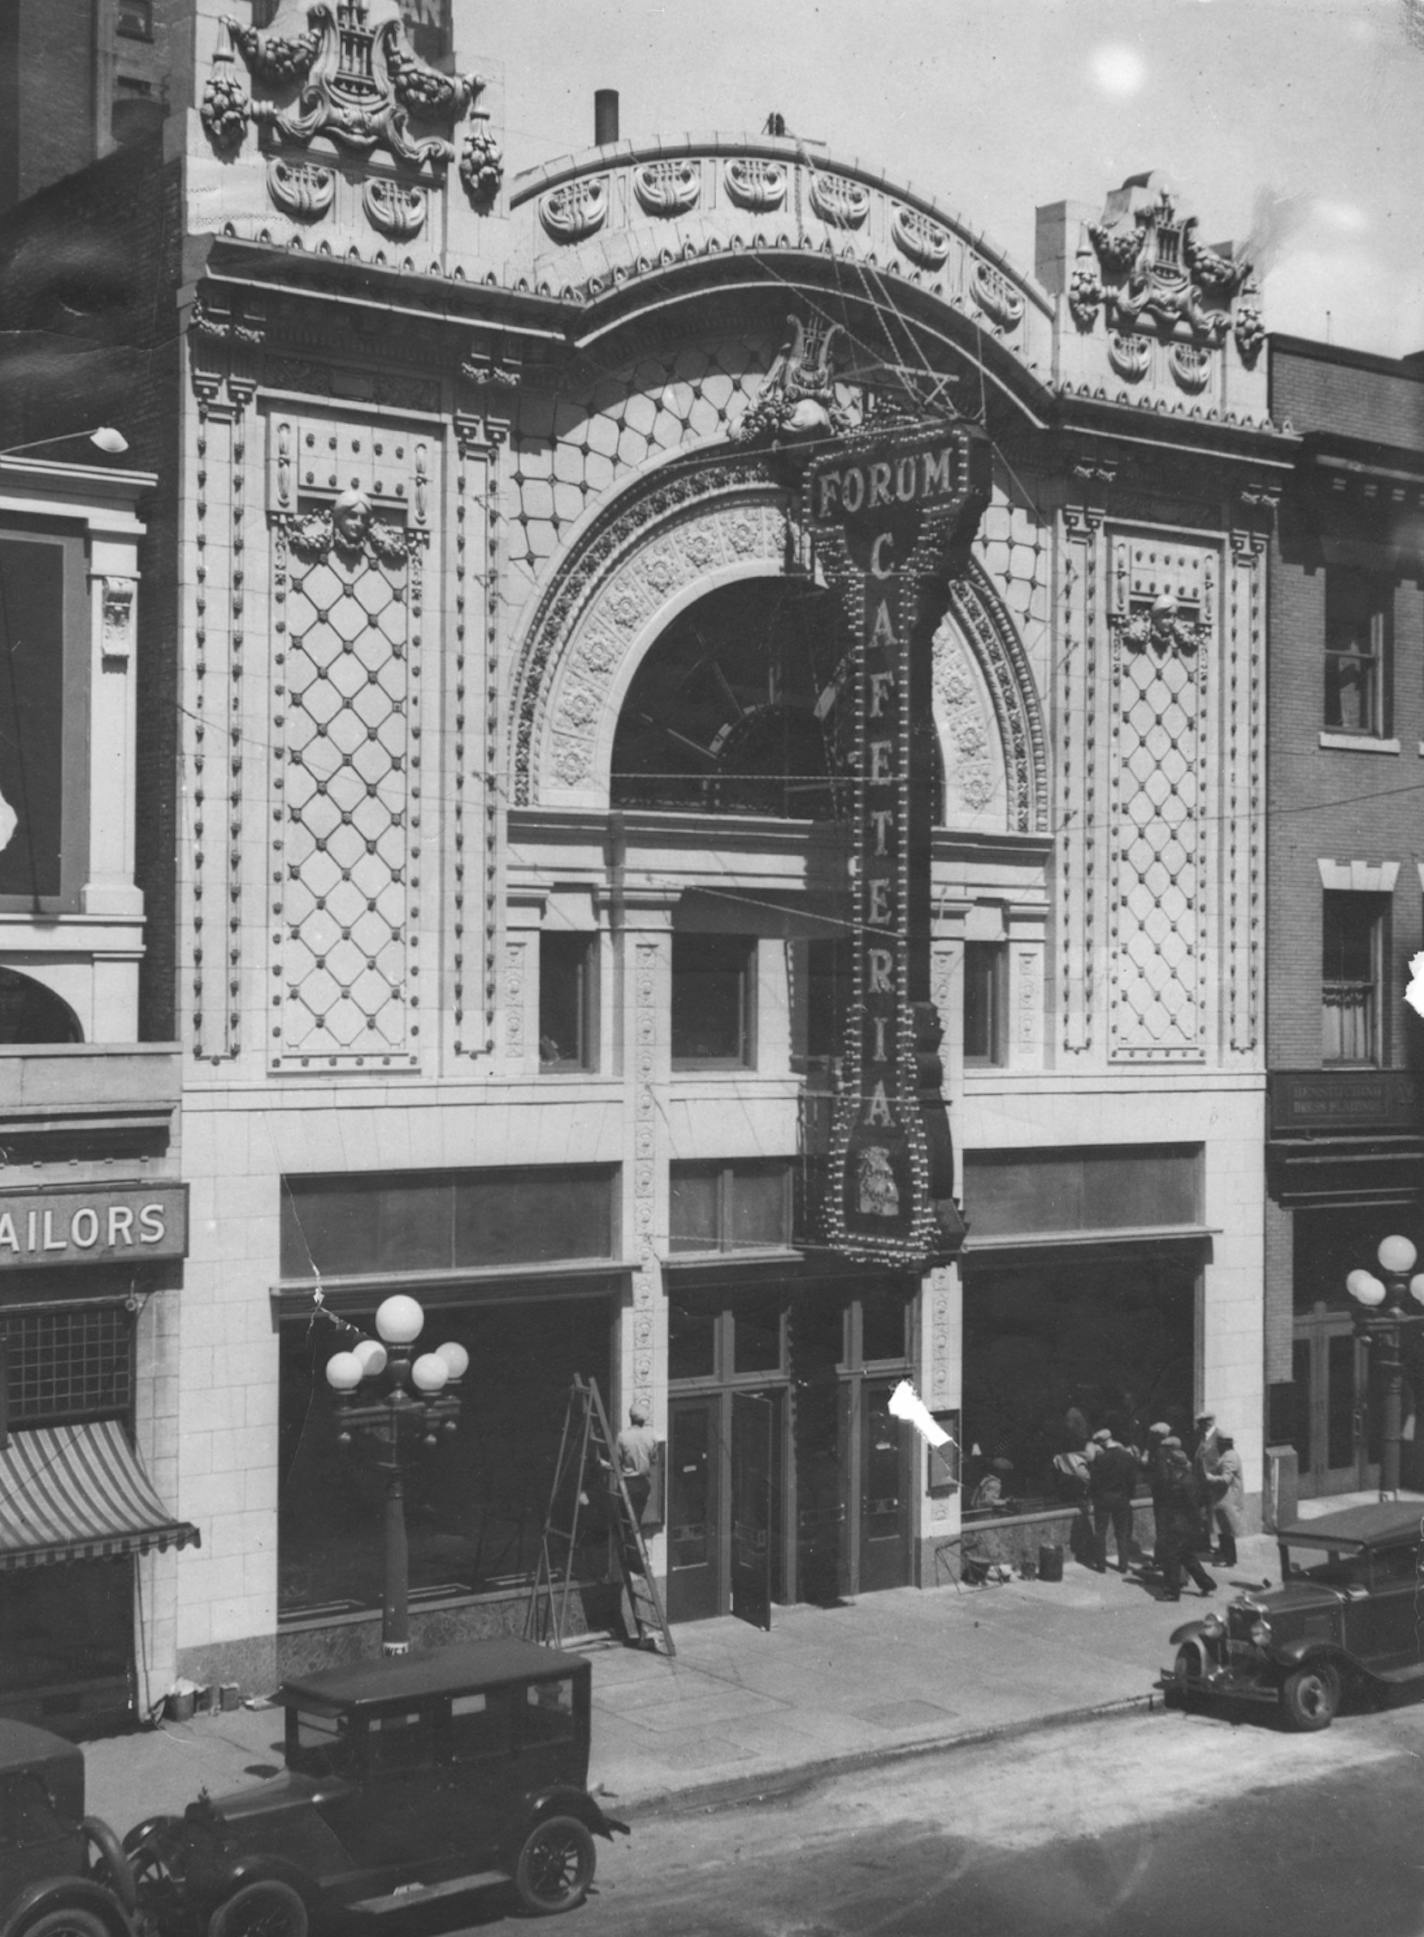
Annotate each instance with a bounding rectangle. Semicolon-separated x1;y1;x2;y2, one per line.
594;90;619;146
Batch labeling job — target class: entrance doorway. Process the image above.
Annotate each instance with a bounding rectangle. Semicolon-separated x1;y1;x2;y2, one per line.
1291;1313;1381;1495
666;1388;783;1625
665;1283;914;1623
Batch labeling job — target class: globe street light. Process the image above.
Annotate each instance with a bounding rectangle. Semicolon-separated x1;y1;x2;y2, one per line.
0;427;129;459
1345;1234;1424;1500
324;1294;467;1655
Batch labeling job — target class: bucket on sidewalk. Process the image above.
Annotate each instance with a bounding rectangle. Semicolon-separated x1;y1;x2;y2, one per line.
164;1688;196;1722
1037;1542;1064;1582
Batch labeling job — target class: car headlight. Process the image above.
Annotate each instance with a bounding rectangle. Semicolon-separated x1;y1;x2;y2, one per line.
1250;1618;1271;1646
1201;1613;1225;1639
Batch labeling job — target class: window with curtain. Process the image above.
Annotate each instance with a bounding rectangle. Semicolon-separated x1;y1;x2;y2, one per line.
1324;568;1391;736
1322;890;1386;1065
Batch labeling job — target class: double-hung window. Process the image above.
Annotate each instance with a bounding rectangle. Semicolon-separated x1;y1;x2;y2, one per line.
1324;569;1391;738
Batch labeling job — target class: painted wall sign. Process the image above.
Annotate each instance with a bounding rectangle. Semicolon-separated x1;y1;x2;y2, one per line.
0;1183;188;1268
806;420;989;1268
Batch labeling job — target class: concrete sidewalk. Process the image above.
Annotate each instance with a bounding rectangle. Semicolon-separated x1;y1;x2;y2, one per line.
84;1533;1283;1831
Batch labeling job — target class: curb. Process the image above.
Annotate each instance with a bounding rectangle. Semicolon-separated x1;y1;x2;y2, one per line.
611;1689;1159;1824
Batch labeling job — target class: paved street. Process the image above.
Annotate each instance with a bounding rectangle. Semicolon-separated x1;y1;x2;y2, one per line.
416;1697;1424;1937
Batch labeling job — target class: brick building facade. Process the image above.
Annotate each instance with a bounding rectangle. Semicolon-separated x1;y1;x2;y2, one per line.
1265;336;1424;1501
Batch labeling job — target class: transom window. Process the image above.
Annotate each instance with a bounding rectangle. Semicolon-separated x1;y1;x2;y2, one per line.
669;1161;792;1255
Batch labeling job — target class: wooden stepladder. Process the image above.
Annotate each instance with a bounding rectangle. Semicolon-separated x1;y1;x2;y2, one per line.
525;1375;675;1658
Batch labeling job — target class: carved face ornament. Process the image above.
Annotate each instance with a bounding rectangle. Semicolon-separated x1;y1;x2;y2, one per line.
331;489;372;551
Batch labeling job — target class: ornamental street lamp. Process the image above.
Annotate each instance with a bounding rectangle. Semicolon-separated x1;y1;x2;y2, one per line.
324;1294;468;1656
1345;1234;1424;1500
0;427;129;458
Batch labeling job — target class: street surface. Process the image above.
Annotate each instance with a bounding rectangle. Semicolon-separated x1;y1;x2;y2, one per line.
424;1696;1424;1937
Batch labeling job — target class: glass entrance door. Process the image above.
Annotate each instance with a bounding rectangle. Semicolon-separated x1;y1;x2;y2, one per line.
1293;1315;1379;1495
666;1397;719;1622
857;1378;911;1592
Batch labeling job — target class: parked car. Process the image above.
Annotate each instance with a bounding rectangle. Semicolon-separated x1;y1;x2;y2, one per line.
0;1718;138;1937
123;1639;627;1932
1164;1500;1424;1730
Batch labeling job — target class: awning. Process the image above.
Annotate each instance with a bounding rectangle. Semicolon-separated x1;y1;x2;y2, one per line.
0;1419;200;1569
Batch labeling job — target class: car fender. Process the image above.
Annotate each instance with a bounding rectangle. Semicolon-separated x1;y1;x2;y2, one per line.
516;1786;630;1847
208;1854;323;1914
1167;1618;1211;1648
1;1874;135;1937
1272;1638;1353;1676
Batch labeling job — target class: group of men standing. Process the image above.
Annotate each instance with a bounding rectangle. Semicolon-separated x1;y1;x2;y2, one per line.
1054;1411;1245;1599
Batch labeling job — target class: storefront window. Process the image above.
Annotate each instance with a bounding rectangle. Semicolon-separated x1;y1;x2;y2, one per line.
962;1254;1196;1512
278;1295;613;1619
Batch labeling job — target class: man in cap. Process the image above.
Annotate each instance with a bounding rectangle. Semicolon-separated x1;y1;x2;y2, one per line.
1087;1425;1138;1573
1156;1438;1216;1599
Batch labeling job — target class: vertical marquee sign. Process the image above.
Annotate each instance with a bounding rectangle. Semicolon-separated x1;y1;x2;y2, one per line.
806;420;990;1267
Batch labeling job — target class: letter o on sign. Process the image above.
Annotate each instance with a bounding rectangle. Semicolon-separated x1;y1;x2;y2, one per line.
71;1207;100;1248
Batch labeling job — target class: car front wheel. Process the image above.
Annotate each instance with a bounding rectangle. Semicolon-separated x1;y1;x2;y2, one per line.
1280;1662;1340;1732
13;1909;111;1937
1172;1643;1204;1710
513;1814;596;1915
206;1880;309;1937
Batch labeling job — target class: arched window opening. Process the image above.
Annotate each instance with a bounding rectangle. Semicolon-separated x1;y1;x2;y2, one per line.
611;580;847;819
0;967;83;1043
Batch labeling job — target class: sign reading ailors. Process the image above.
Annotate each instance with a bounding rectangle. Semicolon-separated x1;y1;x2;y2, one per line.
806;421;989;1268
0;1183;188;1268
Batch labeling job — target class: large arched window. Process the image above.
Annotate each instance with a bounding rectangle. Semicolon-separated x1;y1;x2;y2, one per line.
610;580;846;818
0;968;82;1043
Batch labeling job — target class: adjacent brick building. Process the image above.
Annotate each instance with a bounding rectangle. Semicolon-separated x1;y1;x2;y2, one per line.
1265;336;1424;1501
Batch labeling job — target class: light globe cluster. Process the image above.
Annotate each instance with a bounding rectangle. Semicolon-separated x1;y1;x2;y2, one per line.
1346;1236;1424;1313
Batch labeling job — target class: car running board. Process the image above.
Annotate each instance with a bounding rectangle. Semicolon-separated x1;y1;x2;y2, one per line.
351;1872;511;1912
1375;1662;1424;1684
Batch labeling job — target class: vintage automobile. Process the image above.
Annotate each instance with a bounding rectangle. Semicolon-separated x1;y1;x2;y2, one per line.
0;1718;139;1937
1165;1500;1424;1730
123;1639;628;1933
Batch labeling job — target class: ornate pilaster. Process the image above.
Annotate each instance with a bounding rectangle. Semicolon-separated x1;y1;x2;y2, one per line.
186;293;266;1063
1057;498;1105;1054
1226;505;1271;1055
451;380;512;1061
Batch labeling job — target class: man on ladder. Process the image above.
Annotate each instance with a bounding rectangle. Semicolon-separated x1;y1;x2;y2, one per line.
613;1404;658;1531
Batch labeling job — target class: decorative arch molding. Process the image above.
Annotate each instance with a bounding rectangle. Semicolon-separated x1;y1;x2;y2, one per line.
510;449;1047;831
942;564;1049;835
511;450;789;806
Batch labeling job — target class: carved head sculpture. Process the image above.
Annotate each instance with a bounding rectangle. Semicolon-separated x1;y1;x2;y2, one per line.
331;489;372;552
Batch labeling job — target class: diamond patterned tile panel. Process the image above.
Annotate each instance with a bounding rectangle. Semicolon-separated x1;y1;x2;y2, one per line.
1111;631;1202;1057
273;534;421;1068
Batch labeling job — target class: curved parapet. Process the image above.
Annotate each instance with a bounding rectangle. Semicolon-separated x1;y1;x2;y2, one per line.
508;134;1058;410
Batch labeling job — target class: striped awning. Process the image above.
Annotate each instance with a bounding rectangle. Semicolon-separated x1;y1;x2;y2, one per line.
0;1420;200;1569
